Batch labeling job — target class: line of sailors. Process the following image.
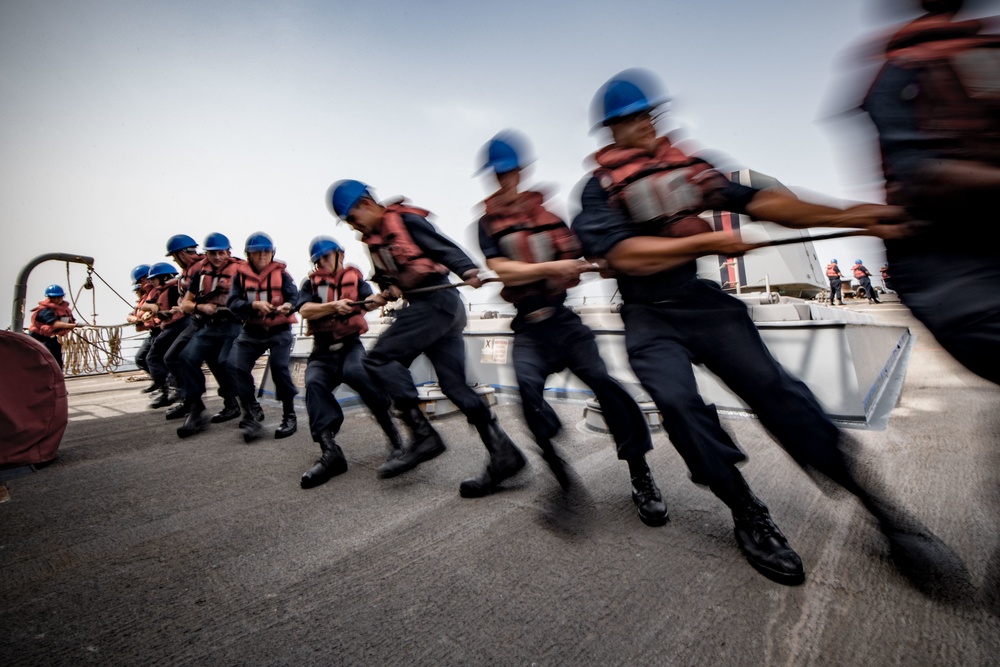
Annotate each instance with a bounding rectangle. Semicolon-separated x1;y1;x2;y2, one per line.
108;61;983;596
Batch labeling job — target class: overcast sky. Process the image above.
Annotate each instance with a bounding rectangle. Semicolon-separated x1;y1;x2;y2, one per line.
2;0;985;331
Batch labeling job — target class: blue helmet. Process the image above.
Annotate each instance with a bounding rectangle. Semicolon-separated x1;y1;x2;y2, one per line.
165;234;198;257
477;131;529;175
831;259;838;264
45;284;65;298
203;232;231;251
245;232;275;253
855;259;863;264
592;68;669;128
309;236;344;263
147;262;178;279
131;264;152;285
327;179;372;219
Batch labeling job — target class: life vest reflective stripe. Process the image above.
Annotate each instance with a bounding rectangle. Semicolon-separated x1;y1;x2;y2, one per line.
197;257;243;306
826;263;841;277
306;266;368;339
235;261;298;328
593;137;732;237
29;299;75;338
481;190;582;306
362;204;448;290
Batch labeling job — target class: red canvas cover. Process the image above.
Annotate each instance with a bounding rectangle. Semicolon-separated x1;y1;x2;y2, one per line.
0;330;68;466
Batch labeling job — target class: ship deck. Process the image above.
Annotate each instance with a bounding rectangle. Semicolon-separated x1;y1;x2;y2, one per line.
2;302;999;665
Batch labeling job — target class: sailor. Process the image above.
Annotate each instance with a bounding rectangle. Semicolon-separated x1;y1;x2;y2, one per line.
226;232;299;443
327;179;526;496
175;232;245;438
27;284;77;370
475;131;666;524
126;264;158;387
160;234;206;420
860;0;1000;384
295;236;404;488
572;69;927;586
853;259;881;304
142;262;188;410
880;262;892;292
858;0;1000;607
826;259;845;305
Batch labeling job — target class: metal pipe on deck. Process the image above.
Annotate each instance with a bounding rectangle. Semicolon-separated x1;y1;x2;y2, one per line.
11;253;95;332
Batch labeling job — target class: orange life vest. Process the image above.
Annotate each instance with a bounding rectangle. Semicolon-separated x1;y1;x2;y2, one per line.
234;261;298;328
29;299;75;339
196;256;243;307
853;265;869;279
306;266;369;340
593;137;733;237
132;287;153;332
876;13;1000;165
149;279;186;329
826;263;841;278
480;190;581;306
179;255;205;295
362;203;448;290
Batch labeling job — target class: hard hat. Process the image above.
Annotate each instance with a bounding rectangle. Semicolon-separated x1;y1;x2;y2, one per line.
165;234;198;256
327;180;372;219
855;259;863;264
131;264;152;285
244;232;275;253
309;236;344;264
476;131;530;175
45;284;65;298
592;68;669;128
147;262;179;279
203;232;231;251
831;259;837;263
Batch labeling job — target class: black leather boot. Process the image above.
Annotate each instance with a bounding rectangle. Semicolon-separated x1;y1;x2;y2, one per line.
375;410;404;461
249;399;265;422
176;399;208;438
275;412;297;439
149;387;175;409
165;400;189;420
377;406;446;479
301;431;348;489
211;398;241;424
142;379;164;394
459;416;527;498
238;399;263;443
731;490;805;586
631;469;669;526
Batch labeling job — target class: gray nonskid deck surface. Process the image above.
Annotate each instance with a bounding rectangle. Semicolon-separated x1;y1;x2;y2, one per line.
2;305;999;666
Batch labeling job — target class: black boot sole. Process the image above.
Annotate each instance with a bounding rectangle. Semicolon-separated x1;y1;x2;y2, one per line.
632;493;669;527
301;461;348;489
274;426;297;440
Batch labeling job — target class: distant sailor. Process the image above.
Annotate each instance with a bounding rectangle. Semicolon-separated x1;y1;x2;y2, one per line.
27;284;77;371
826;259;845;305
175;232;245;438
160;234;206;420
853;259;880;304
295;236;404;488
475;130;666;524
142;262;187;410
226;232;299;443
328;179;526;495
126;264;157;387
